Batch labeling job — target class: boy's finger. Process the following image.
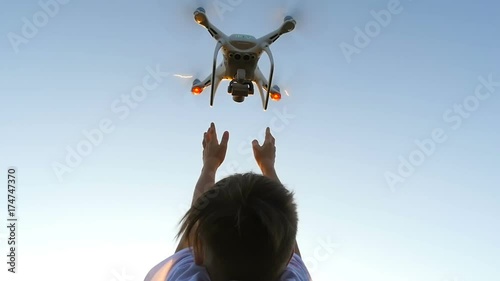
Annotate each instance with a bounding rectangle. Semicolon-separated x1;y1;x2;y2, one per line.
210;122;217;141
220;131;229;147
252;139;260;148
265;127;273;143
205;125;211;141
206;128;212;143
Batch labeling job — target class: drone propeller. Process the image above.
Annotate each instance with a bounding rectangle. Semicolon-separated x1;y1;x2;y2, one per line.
173;72;197;87
180;0;209;20
275;0;306;22
268;59;303;103
170;64;203;90
159;0;215;39
170;67;208;106
272;0;320;48
271;75;292;99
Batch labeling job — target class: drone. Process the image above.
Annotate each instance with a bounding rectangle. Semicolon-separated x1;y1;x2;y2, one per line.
190;7;296;110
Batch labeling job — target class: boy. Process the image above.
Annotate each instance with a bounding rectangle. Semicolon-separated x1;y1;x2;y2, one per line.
144;123;311;281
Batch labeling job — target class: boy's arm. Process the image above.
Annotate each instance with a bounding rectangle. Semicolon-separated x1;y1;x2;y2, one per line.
190;166;217;206
175;123;228;253
175;166;217;252
253;128;301;257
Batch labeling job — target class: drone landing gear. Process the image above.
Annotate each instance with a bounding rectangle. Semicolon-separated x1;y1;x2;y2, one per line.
228;69;254;103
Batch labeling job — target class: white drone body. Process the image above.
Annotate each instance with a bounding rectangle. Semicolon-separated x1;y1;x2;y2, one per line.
191;7;296;110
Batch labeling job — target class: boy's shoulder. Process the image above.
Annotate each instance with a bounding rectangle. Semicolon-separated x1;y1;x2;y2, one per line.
144;248;209;281
144;248;312;281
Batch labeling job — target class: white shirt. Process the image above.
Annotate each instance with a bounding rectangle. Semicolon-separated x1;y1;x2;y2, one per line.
144;248;312;281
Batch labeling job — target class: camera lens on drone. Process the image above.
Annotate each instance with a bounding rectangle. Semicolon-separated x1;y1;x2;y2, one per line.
234;54;241;60
243;55;250;60
233;96;245;103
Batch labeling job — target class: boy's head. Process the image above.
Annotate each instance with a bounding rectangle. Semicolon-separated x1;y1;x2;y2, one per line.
177;173;298;281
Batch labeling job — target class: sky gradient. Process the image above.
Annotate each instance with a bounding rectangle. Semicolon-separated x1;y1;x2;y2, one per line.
0;0;499;281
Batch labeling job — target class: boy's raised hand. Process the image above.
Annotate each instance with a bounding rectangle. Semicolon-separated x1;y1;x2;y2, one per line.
202;122;229;172
252;127;276;172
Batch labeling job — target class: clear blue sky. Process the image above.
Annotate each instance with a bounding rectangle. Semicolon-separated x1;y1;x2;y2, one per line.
1;0;499;281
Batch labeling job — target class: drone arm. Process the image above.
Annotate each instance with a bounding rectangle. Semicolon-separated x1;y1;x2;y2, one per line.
257;17;296;46
258;29;283;46
209;23;228;42
202;21;229;43
194;8;229;43
194;63;225;89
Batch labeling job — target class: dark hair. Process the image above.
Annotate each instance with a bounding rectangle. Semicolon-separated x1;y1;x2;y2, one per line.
176;173;298;280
